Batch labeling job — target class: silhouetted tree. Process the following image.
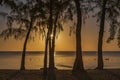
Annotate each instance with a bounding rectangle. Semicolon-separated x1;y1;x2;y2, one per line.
17;0;45;70
46;0;57;79
93;0;120;69
72;0;92;73
97;0;107;70
72;0;84;72
0;0;45;70
42;0;72;80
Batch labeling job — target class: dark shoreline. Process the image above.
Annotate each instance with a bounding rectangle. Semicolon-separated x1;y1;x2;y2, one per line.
0;69;120;80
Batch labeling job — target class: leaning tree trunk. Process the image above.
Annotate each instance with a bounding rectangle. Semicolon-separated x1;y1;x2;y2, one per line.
51;10;59;65
97;0;107;70
20;18;33;70
72;0;84;73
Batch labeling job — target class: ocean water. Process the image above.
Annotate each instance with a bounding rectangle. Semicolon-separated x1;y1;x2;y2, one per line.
0;51;120;70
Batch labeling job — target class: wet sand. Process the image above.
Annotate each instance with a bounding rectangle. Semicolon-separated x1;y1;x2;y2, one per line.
0;69;120;80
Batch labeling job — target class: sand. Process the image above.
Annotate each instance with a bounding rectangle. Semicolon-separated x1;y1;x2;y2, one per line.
0;69;120;80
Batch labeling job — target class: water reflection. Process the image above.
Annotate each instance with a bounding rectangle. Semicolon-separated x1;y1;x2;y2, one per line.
0;52;120;69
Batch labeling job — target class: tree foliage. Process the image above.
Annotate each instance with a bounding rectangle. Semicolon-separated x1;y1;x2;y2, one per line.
0;0;46;41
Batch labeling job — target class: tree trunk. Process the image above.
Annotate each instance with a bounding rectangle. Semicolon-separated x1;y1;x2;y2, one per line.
48;33;56;80
20;18;33;71
51;9;59;69
47;0;56;80
43;32;49;80
97;0;107;70
72;0;84;73
48;0;54;69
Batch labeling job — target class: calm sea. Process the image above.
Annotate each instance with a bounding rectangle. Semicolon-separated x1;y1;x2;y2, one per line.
0;51;120;70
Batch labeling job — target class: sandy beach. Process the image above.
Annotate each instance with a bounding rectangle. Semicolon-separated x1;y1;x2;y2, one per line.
0;69;120;80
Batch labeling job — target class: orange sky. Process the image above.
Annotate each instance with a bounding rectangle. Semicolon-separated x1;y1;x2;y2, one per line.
0;16;119;51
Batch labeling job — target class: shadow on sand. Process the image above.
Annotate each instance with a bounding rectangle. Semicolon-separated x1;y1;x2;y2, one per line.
56;64;72;68
56;64;93;80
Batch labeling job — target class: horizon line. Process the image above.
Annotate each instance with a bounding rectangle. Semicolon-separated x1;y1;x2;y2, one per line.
0;51;120;52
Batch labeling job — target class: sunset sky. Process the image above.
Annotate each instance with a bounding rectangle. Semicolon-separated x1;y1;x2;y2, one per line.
0;5;120;51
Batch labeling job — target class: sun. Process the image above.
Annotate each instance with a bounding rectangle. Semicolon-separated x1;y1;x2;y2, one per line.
50;34;53;39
